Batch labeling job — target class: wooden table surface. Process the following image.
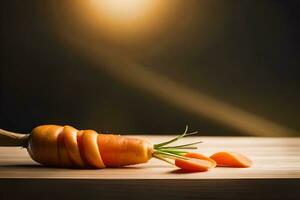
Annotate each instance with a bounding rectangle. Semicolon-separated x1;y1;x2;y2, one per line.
1;136;300;200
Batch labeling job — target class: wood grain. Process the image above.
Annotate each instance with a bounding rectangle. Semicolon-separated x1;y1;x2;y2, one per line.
1;136;300;200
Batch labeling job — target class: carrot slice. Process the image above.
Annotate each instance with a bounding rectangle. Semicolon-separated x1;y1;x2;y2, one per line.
63;126;85;167
210;151;252;168
81;130;105;168
175;152;216;172
185;152;217;168
57;130;72;167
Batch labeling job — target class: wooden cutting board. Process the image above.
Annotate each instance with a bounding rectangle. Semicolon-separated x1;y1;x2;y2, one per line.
1;136;299;200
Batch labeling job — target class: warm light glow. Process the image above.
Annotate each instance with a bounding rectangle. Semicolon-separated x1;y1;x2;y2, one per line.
66;0;176;44
91;0;152;22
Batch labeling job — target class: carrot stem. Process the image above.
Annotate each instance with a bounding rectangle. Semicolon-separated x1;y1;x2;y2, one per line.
154;132;199;148
152;126;204;166
154;126;196;148
153;154;174;165
157;141;202;149
154;150;189;160
157;149;187;155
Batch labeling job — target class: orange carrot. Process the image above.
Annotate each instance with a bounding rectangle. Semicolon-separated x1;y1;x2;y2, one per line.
81;130;105;168
98;134;153;167
27;125;154;168
175;152;216;172
210;151;252;168
185;152;217;167
0;125;202;169
63;126;84;167
1;125;255;170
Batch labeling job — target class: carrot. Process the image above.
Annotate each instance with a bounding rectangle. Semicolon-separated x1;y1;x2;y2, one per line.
0;125;204;168
175;158;213;172
98;134;153;167
27;125;63;166
210;151;252;168
174;152;216;172
28;125;153;168
185;152;217;167
81;130;105;168
57;129;72;167
63;126;84;167
0;125;202;169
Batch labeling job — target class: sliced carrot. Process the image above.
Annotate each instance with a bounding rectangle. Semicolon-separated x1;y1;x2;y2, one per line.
210;151;252;168
63;126;85;167
24;124;155;168
57;130;72;167
175;158;213;172
175;152;216;172
81;130;105;168
184;152;217;168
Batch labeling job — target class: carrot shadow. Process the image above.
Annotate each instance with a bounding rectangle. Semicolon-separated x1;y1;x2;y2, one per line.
0;164;45;169
0;163;174;170
168;169;209;174
0;164;151;170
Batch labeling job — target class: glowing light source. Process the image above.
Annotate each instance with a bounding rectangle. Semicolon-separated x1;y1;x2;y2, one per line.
68;0;173;43
91;0;153;22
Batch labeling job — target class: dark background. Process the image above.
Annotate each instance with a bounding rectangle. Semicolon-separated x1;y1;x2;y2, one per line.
1;0;299;135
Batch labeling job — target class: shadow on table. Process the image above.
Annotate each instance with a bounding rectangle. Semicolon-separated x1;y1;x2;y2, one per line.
168;169;205;174
0;164;171;170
